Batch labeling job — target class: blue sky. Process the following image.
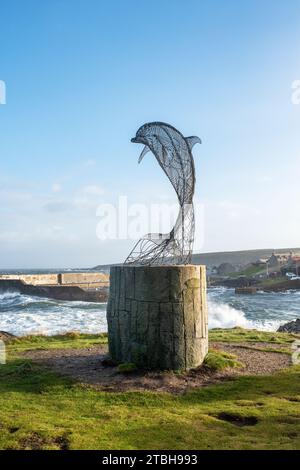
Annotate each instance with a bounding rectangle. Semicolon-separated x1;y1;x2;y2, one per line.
0;0;300;268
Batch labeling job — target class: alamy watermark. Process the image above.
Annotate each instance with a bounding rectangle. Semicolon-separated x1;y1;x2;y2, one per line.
0;340;6;365
96;196;204;246
291;80;300;105
0;80;6;105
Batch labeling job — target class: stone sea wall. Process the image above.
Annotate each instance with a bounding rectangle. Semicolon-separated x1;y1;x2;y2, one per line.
0;273;109;302
0;272;109;288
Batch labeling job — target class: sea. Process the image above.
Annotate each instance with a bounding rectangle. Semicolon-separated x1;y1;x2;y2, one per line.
0;267;299;336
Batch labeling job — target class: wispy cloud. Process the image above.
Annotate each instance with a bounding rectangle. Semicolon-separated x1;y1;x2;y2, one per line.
43;200;72;213
81;185;104;196
51;183;62;193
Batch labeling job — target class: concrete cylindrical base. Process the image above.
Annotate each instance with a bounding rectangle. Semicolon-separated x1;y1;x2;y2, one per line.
106;265;208;370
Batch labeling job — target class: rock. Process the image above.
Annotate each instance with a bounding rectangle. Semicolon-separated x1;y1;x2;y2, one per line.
277;319;300;333
107;265;208;371
217;263;236;276
0;331;16;342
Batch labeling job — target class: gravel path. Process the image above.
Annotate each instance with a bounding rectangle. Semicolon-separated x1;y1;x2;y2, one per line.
210;342;291;376
22;341;292;394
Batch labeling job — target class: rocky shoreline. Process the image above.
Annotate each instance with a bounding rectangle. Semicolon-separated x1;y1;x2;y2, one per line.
278;319;300;333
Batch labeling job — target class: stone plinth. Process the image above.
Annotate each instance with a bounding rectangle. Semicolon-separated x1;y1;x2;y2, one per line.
106;265;208;370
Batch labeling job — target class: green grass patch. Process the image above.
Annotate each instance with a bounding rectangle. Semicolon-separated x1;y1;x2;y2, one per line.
229;265;266;278
0;330;299;450
7;332;108;356
209;327;299;344
204;350;244;371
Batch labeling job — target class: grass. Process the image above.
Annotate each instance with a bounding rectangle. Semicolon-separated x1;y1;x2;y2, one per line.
209;327;299;344
228;265;266;278
6;332;108;355
204;350;244;371
0;329;300;450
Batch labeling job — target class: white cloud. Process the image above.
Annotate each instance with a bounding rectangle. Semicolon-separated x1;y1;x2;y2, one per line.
0;189;33;204
52;183;62;193
43;201;72;213
81;185;104;196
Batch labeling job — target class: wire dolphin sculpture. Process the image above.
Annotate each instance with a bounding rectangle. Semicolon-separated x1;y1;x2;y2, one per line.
124;122;201;265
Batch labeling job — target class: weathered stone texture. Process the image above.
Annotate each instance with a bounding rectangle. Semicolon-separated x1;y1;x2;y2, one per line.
106;265;208;370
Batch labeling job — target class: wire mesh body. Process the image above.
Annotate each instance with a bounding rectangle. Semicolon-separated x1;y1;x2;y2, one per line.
124;122;201;266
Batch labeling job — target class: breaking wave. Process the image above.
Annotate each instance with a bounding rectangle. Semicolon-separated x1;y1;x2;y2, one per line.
1;287;299;336
207;287;299;331
208;299;283;331
0;291;107;336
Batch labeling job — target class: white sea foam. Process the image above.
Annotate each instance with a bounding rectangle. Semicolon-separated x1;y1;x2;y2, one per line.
0;292;107;336
208;299;283;331
0;288;297;336
208;300;250;329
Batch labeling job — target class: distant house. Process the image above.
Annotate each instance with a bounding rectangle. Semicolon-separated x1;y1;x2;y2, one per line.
217;262;236;276
267;254;280;267
286;255;300;273
267;253;288;268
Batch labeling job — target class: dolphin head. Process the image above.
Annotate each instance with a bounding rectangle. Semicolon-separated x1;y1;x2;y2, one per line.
131;123;151;143
131;122;201;165
131;123;155;163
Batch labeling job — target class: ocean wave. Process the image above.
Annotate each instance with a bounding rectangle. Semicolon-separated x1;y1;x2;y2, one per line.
207;299;283;331
0;291;21;300
0;287;298;336
0;292;107;336
208;300;249;329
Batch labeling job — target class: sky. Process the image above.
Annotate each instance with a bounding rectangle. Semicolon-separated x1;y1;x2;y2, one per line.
0;0;300;268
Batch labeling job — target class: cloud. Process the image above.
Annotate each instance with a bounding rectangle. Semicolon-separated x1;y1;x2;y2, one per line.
0;231;29;242
52;183;62;193
0;189;33;204
82;185;104;196
43;201;72;213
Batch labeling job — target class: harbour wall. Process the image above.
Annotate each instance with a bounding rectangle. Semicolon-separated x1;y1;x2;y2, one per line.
0;273;109;302
0;272;109;288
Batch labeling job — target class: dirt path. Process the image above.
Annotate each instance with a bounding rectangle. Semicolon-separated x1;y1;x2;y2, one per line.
22;341;292;394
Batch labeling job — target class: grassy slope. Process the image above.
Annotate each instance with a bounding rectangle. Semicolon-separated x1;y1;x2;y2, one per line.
228;265;266;278
0;329;299;450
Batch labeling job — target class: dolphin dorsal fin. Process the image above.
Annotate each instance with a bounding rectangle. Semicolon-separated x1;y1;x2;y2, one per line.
185;136;202;151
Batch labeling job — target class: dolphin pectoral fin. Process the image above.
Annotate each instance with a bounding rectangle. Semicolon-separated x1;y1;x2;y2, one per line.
138;145;150;163
185;136;202;151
